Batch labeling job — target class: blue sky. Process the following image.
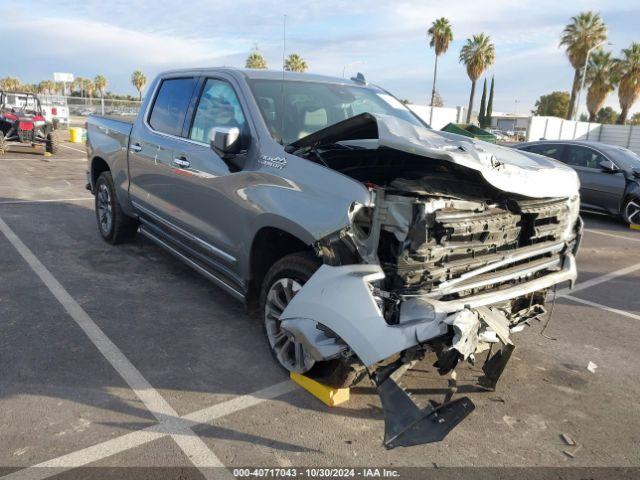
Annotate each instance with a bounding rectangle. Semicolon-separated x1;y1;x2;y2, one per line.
3;0;639;115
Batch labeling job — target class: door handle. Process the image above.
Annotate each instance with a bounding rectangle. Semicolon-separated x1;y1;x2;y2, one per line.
173;157;190;168
130;143;142;153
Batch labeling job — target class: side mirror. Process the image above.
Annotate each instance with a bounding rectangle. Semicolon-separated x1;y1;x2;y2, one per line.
598;159;617;172
210;127;247;171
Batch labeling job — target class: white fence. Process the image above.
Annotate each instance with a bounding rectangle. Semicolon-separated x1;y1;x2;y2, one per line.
408;105;465;130
527;116;640;154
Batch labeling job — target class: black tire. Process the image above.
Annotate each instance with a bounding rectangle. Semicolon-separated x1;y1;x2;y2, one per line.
95;171;138;244
46;129;61;154
0;131;6;155
259;252;366;388
622;196;640;225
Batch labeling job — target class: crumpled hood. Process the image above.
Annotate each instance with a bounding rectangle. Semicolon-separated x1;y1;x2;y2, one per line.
290;113;580;199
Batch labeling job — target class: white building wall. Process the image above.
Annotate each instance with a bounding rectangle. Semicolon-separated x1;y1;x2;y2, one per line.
526;116;640;155
407;105;464;130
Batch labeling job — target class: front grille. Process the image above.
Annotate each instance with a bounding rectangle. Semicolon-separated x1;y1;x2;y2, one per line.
382;198;571;295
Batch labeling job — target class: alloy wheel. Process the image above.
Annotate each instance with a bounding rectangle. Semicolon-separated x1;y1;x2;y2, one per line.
625;199;640;225
97;183;113;235
264;278;315;374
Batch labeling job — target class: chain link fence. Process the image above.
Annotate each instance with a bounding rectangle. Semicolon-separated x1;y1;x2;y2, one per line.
39;94;141;118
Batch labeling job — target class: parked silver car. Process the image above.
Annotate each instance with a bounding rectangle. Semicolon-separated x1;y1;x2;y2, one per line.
86;68;582;446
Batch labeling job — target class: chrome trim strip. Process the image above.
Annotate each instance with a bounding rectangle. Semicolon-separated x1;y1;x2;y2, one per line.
139;226;244;301
132;200;236;264
422;254;577;314
432;241;566;292
433;257;562;296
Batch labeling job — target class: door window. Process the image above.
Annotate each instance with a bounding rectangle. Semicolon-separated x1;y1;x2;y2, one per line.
565;146;607;168
525;144;565;161
148;78;197;136
189;79;246;144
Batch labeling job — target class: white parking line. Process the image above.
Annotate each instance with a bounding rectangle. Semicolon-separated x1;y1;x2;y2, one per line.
557;262;640;297
1;381;296;480
0;198;93;205
59;144;86;154
563;295;640;322
0;216;230;480
584;228;640;243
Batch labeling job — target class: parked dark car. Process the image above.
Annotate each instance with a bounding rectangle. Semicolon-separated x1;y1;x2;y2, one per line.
516;140;640;224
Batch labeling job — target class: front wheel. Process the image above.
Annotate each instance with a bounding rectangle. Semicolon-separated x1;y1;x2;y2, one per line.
95;171;138;244
46;129;60;154
623;197;640;225
259;252;365;388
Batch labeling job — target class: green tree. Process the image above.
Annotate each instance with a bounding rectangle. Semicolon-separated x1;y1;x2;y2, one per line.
532;91;571;117
560;11;607;120
616;42;640;124
586;50;618;122
284;53;308;73
459;33;495;123
427;17;453;108
94;75;108;97
246;50;268;69
131;70;147;101
630;112;640;125
596;106;618;124
486;76;495;125
478;78;487;127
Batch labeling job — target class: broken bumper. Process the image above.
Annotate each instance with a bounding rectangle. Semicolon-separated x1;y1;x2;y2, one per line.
279;253;577;367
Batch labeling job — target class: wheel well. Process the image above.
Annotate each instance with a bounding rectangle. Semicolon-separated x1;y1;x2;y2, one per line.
246;227;314;314
91;157;110;191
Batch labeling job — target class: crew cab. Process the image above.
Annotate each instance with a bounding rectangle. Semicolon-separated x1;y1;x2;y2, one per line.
86;68;582;446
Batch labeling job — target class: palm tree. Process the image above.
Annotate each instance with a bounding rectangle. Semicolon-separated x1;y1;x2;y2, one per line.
560;11;607;120
73;77;85;96
585;50;617;122
427;18;453;108
616;42;640;124
246;51;268;69
94;75;108;97
284;53;308;73
131;70;147;101
459;34;495;123
1;77;22;92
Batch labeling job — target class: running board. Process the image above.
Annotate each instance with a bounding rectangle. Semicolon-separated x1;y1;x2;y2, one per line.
139;225;245;301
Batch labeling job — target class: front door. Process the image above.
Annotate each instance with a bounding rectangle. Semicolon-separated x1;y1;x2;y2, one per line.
151;76;253;286
564;145;626;213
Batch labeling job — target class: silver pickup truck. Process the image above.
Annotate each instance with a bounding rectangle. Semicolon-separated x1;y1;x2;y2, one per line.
86;68;582;447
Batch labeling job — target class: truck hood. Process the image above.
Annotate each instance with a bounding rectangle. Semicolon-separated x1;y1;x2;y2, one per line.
289;113;579;199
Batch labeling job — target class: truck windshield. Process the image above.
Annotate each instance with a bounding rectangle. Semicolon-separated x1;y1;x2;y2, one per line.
248;79;425;145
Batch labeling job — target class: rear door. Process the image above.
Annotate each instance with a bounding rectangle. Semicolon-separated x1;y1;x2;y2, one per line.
564;145;626;213
128;76;199;217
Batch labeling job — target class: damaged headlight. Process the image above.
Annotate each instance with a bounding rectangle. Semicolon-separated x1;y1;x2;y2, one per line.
562;195;581;241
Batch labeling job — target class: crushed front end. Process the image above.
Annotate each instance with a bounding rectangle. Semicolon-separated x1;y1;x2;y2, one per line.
280;113;582;447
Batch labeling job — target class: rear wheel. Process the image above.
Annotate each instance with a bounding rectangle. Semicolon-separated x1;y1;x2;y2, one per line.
46;129;61;154
623;197;640;225
95;171;138;244
259;252;365;388
0;131;6;155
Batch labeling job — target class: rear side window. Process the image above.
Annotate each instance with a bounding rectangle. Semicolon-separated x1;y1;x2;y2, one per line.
148;78;197;136
526;144;565;161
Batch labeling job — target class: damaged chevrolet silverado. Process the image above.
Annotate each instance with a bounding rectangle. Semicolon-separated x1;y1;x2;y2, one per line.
86;68;582;447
